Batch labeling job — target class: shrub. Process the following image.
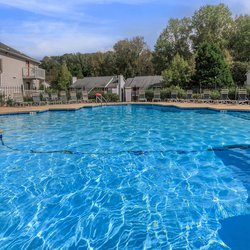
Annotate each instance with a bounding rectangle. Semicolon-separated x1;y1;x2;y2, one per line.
210;90;220;100
0;93;5;106
160;89;171;100
6;98;13;106
88;90;103;100
23;97;33;102
103;93;119;102
145;90;154;101
76;91;82;100
193;93;201;99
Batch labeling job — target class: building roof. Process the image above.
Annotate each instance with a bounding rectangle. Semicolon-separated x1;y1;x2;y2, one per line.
0;42;40;64
124;76;164;89
71;76;119;90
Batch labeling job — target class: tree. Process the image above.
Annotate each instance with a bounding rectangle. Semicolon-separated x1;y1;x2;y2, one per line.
57;64;72;91
192;4;233;50
153;17;192;74
113;36;152;78
101;51;117;76
194;42;234;89
162;54;192;88
229;15;250;62
231;61;250;86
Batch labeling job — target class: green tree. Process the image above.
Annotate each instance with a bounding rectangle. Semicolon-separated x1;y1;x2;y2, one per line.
113;36;152;78
194;42;234;89
162;54;192;88
101;51;117;76
57;64;72;91
231;61;250;86
192;4;233;50
229;15;250;62
153;17;192;74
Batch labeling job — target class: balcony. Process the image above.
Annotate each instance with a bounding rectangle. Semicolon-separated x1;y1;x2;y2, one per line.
22;67;45;80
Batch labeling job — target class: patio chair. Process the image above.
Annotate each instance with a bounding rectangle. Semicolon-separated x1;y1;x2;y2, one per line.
32;93;46;105
185;90;194;102
69;91;78;103
238;89;249;104
138;89;147;102
202;90;212;103
218;89;233;104
51;93;61;104
170;91;178;102
152;90;161;102
13;93;31;106
59;91;68;104
82;90;89;103
42;93;54;105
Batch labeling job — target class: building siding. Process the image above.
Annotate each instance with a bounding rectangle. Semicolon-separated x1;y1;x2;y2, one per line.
0;52;39;88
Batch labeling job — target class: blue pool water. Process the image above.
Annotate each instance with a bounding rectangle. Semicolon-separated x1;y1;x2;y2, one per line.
0;104;250;249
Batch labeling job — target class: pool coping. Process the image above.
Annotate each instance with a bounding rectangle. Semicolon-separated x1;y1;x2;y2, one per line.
1;102;250;116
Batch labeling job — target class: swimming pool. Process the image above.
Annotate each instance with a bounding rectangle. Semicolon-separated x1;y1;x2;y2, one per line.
0;104;249;249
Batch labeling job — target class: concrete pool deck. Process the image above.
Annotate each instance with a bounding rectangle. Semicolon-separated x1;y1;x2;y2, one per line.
1;102;250;115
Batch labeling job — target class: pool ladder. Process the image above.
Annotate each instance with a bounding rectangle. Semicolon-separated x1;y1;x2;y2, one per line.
96;95;108;106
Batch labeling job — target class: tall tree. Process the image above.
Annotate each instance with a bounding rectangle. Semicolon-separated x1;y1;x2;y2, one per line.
194;42;234;89
192;4;233;50
229;15;250;62
113;36;152;78
101;51;116;76
40;56;60;88
57;64;72;91
231;61;250;86
162;53;193;88
153;17;193;74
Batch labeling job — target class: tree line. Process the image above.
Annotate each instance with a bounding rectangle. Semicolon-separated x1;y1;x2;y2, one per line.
40;3;250;91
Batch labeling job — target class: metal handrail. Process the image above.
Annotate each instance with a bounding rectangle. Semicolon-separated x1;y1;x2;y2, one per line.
96;94;108;105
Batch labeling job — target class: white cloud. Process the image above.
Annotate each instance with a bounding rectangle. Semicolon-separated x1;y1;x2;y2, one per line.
0;0;159;17
0;20;119;58
0;0;249;59
228;0;250;14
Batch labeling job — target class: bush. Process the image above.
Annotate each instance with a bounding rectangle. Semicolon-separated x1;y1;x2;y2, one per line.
193;93;201;99
103;93;119;102
210;90;220;100
76;91;82;100
159;86;186;100
88;90;119;102
88;90;104;100
160;89;171;100
6;98;13;106
0;93;5;106
145;90;154;101
228;87;238;100
24;96;33;102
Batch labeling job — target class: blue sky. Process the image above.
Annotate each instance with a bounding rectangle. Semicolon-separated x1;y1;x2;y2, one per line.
0;0;249;59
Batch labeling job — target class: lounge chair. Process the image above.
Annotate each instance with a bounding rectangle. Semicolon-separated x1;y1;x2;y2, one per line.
32;93;46;105
69;91;78;103
218;89;233;104
238;89;249;104
51;93;61;104
185;90;194;102
152;90;161;102
138;90;147;102
42;93;54;105
59;91;68;104
13;93;31;106
202;90;212;103
170;91;178;102
82;90;89;103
